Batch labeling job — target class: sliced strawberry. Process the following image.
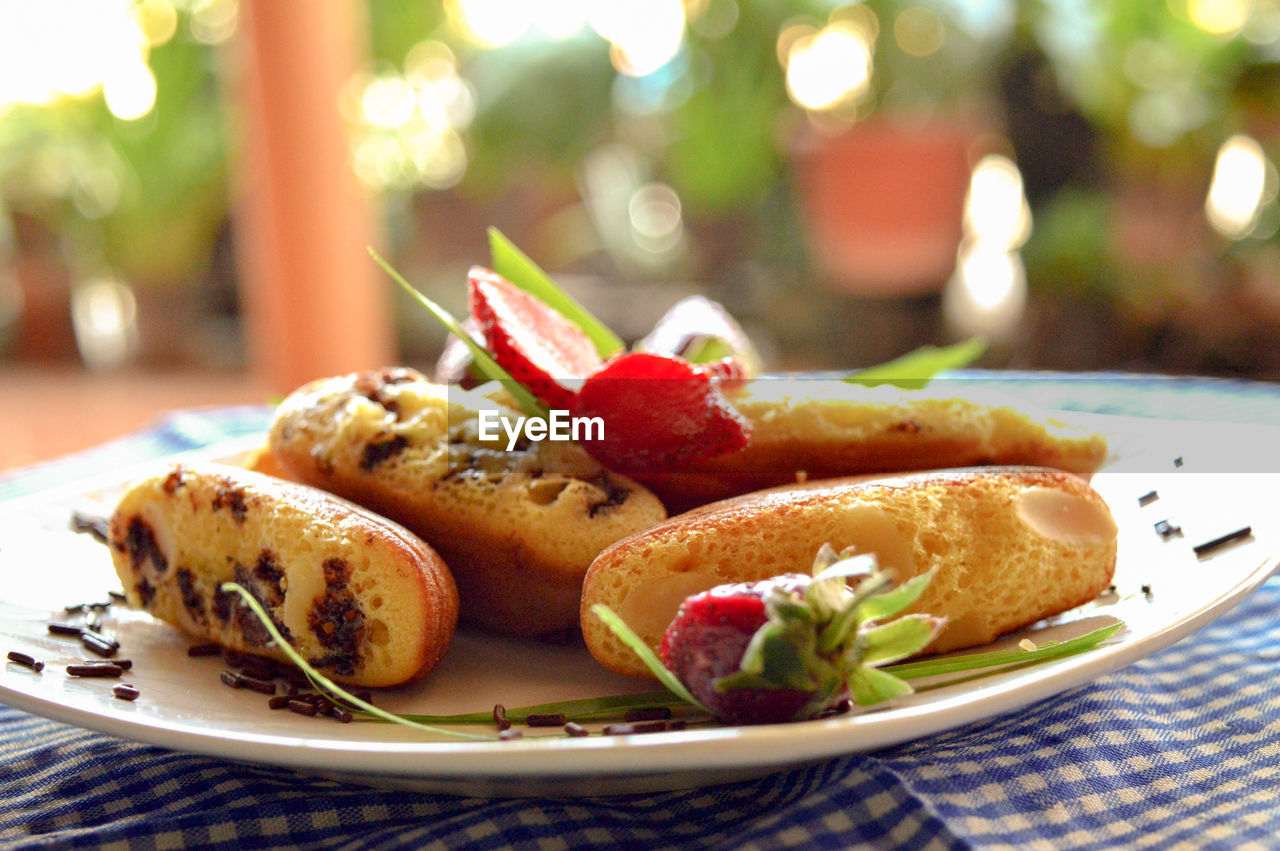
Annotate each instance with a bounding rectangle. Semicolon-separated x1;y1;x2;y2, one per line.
660;575;821;726
570;352;750;474
468;267;602;410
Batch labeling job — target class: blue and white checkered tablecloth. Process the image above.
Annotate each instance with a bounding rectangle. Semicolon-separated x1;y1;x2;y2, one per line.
2;373;1279;850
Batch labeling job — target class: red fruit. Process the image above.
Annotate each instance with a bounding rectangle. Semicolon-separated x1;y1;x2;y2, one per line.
571;352;751;474
468;267;602;409
660;575;821;726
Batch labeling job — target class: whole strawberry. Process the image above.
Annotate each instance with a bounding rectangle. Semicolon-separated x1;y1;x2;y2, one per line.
656;547;945;726
660;575;824;725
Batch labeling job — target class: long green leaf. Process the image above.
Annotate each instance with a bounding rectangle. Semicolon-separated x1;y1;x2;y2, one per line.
488;227;625;358
396;691;695;725
885;623;1123;680
843;338;986;390
590;604;708;712
219;583;496;741
368;247;549;419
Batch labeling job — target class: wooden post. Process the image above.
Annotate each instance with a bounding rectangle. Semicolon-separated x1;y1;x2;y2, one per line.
233;0;394;395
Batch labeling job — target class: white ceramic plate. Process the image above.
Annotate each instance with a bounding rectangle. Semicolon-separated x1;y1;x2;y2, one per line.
0;418;1276;797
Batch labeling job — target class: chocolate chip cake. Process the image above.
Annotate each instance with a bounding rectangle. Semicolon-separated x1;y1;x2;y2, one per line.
109;462;458;687
267;368;668;637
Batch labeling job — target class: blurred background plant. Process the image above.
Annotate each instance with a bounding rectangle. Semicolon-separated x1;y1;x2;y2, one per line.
3;0;1280;380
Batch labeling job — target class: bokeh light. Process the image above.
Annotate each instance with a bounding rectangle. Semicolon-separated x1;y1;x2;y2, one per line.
71;277;139;370
447;0;534;48
628;182;684;254
590;0;687;77
965;155;1032;251
1187;0;1251;35
1206;134;1273;239
349;43;476;192
690;0;740;39
533;0;590;38
946;155;1032;340
188;0;239;46
894;6;945;57
0;0;174;120
783;23;874;112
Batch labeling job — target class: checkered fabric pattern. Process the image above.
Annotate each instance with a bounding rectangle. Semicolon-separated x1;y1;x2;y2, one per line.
2;374;1279;849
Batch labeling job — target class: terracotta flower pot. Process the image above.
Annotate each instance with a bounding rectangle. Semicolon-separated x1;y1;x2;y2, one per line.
792;116;979;296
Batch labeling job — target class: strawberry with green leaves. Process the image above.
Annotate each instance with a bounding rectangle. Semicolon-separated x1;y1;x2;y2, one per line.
602;546;944;726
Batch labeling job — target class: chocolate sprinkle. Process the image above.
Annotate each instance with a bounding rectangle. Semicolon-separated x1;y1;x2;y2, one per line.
6;651;43;672
1194;526;1253;557
287;699;319;717
80;631;119;658
67;663;123;678
526;713;566;727
624;707;672;722
112;684;140;701
1138;490;1159;507
237;674;277;696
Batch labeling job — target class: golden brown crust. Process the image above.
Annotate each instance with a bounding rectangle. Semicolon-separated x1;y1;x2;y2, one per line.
108;462;458;687
637;386;1109;512
267;368;667;637
581;466;1118;679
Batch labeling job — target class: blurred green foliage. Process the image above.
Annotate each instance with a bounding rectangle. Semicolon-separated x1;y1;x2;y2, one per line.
0;23;226;287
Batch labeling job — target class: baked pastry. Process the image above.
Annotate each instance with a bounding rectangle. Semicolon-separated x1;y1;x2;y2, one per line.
636;382;1109;512
581;466;1117;679
108;462;458;687
267;367;668;637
